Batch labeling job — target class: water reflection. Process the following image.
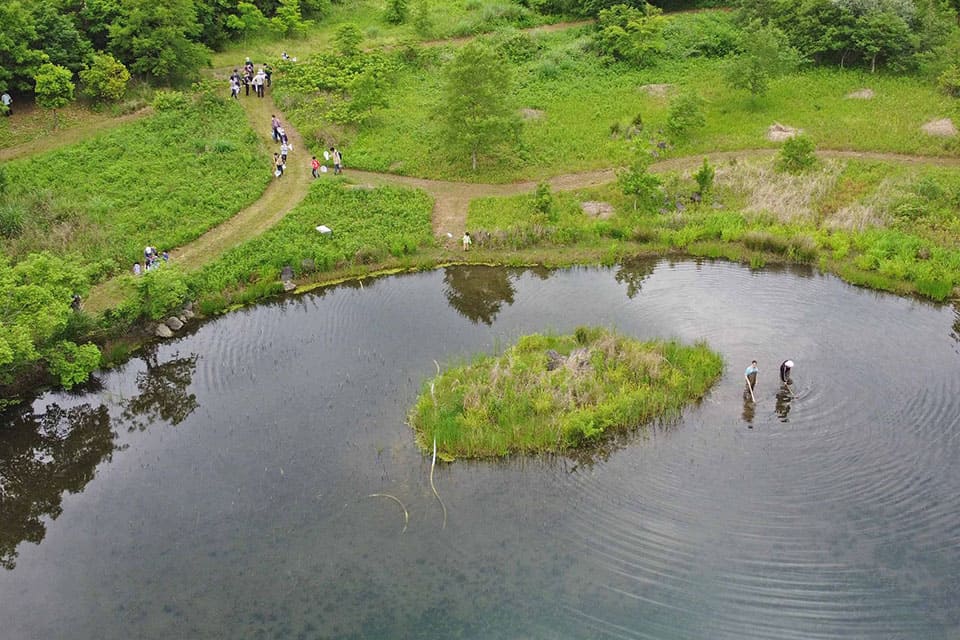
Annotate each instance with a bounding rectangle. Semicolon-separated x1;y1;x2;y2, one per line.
442;265;517;324
120;349;199;431
0;403;114;570
614;259;656;299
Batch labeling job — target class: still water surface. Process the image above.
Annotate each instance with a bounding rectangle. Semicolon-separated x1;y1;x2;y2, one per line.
1;261;959;639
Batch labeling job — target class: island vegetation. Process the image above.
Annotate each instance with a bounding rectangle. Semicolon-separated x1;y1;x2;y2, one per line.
2;0;960;404
409;327;723;458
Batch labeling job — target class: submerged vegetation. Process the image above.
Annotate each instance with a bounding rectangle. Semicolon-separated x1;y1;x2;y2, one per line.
410;327;723;458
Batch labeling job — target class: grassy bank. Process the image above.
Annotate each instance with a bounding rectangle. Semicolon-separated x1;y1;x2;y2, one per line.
1;90;269;277
409;327;723;458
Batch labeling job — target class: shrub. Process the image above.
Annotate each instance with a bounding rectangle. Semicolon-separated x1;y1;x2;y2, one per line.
938;64;960;98
45;341;101;390
385;0;408;24
666;92;705;140
152;90;188;111
79;54;131;103
693;157;715;199
135;266;189;320
777;135;817;173
533;182;553;218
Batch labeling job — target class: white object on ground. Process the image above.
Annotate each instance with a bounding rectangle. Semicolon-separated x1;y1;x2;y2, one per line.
315;225;332;234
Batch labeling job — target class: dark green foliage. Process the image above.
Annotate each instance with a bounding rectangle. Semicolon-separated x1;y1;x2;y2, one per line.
385;0;409;25
662;9;740;58
593;3;666;66
533;182;554;219
108;0;211;85
487;28;542;63
777;135;817;173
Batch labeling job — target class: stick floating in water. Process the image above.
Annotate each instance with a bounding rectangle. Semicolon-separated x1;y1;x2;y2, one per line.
431;437;447;530
368;493;409;534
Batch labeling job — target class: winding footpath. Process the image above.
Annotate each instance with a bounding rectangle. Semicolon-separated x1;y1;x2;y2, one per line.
9;77;960;312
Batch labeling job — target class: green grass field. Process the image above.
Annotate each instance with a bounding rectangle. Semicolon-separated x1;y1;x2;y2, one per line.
1;93;269;277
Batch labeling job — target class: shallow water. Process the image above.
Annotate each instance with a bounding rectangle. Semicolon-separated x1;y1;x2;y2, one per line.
1;260;959;639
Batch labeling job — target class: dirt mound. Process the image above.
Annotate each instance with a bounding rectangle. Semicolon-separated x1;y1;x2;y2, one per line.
581;201;614;219
767;123;800;142
640;84;672;97
921;118;957;137
846;88;874;100
520;108;544;120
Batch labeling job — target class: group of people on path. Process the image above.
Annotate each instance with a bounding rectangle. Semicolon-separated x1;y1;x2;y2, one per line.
230;58;271;100
133;246;169;276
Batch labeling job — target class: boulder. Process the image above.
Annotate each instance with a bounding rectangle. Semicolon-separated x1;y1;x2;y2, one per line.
181;308;195;320
283;280;297;292
165;316;184;331
155;323;174;339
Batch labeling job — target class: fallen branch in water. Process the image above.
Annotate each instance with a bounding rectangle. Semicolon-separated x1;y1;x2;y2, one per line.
431;437;447;530
368;493;409;534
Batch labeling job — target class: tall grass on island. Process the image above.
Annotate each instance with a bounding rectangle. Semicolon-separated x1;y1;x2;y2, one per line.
410;327;723;459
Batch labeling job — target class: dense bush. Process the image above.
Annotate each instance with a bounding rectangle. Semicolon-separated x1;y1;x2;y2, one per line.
777;135;817;173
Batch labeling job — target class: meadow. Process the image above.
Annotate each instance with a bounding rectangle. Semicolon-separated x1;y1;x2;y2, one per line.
0;89;269;278
268;11;956;183
190;180;435;311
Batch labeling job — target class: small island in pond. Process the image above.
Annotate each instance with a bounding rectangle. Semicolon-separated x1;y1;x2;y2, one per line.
410;327;723;459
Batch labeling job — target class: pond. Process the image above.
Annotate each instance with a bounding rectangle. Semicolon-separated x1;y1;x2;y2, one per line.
1;260;959;639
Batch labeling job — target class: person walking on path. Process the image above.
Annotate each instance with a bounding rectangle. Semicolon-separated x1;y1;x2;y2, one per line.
462;231;472;251
311;156;320;178
271;115;280;142
330;147;343;175
242;69;251;96
264;63;273;87
1;92;12;116
230;78;240;99
744;360;758;401
274;153;284;178
253;69;265;98
280;140;291;165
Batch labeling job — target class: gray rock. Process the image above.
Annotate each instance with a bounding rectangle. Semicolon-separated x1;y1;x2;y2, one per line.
166;316;184;331
181;308;195;320
155;323;174;339
283;280;297;292
545;349;564;371
281;265;294;281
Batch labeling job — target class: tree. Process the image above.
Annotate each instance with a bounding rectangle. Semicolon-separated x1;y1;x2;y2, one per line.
617;158;662;211
0;1;48;93
34;63;75;128
725;21;801;97
853;10;916;72
442;40;521;171
777;134;817;173
385;0;408;25
108;0;210;85
225;2;269;43
334;23;363;57
593;3;666;67
270;0;312;38
27;1;94;76
665;91;705;140
79;53;130;102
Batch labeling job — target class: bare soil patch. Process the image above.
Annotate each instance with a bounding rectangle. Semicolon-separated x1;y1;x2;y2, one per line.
580;201;614;220
846;88;874;100
640;84;673;97
767;123;801;142
921;118;957;137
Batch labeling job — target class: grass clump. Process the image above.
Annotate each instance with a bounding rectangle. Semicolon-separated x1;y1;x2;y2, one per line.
409;327;723;459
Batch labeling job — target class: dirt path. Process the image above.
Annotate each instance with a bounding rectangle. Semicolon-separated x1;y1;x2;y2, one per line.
84;89;312;313
0;107;152;162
